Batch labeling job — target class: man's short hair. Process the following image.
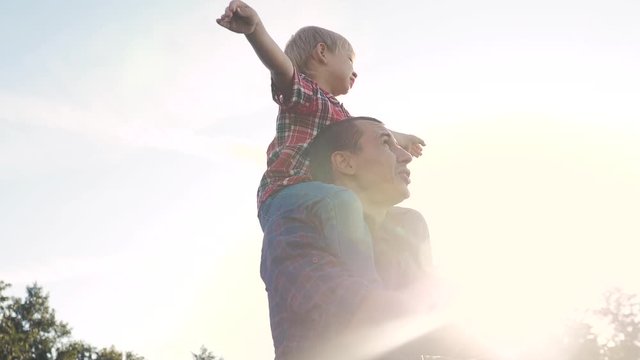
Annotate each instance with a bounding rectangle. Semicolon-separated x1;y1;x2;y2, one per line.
284;26;354;75
307;116;382;183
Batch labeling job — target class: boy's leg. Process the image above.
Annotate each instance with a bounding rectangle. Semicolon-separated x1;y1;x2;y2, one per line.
259;181;379;283
319;182;379;282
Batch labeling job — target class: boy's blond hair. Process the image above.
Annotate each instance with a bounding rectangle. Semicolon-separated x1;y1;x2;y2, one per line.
284;26;353;75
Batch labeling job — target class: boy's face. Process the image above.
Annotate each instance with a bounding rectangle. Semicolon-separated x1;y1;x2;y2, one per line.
325;47;357;96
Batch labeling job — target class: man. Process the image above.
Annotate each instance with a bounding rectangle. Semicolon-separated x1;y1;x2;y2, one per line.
308;116;433;291
259;116;436;360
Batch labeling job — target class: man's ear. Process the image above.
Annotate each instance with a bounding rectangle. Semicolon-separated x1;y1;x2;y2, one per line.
331;151;356;176
311;43;329;64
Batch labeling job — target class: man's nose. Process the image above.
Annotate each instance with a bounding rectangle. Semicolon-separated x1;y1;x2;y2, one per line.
395;145;412;164
352;71;358;78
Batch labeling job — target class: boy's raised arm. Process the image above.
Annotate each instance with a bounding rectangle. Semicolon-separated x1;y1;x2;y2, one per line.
216;0;294;93
391;130;426;158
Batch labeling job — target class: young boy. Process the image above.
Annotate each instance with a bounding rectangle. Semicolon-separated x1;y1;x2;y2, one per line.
217;1;424;281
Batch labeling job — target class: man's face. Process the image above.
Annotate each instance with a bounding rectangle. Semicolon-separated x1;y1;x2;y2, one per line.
350;120;413;206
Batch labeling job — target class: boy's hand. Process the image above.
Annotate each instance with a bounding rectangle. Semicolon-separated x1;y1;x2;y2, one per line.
392;131;426;158
216;0;260;34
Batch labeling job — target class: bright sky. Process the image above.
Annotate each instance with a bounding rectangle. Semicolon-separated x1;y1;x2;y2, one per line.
1;0;639;359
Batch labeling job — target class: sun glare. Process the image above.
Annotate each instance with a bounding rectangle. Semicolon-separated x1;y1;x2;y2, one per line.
404;105;640;358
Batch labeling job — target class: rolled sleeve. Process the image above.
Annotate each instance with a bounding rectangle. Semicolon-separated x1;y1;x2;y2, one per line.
271;70;315;109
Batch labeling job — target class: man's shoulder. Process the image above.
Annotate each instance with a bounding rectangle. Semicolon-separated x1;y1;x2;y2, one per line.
384;206;429;244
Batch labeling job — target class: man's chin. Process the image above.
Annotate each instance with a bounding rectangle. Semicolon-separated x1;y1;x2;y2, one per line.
390;189;410;205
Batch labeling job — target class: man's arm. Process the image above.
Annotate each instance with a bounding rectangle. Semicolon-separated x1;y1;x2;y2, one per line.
216;0;294;94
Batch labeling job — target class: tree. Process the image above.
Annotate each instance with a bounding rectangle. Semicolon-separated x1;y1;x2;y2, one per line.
562;287;640;360
563;317;602;360
53;341;145;360
596;288;640;360
94;345;145;360
53;340;91;360
192;345;224;360
0;281;144;360
0;281;72;360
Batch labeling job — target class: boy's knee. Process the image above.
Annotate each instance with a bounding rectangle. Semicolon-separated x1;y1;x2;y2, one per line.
326;188;363;214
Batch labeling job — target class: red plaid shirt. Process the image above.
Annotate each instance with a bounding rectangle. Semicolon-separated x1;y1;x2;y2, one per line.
257;71;351;209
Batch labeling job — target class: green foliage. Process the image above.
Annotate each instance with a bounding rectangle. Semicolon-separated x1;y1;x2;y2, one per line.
55;342;145;360
94;345;145;360
54;341;95;360
0;281;145;360
0;281;71;360
1;281;222;360
192;345;224;360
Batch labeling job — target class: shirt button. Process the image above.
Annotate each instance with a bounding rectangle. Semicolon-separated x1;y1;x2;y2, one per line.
312;257;319;263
